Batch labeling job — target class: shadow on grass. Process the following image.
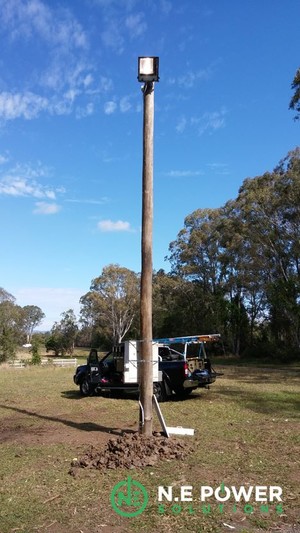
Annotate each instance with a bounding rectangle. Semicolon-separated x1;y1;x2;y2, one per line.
61;390;86;399
62;388;141;401
0;403;136;436
216;387;300;417
237;375;300;386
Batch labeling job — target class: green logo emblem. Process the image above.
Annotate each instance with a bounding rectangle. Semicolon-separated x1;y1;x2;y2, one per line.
110;476;148;517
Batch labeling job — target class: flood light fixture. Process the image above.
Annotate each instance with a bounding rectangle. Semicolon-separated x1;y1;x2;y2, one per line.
138;56;159;83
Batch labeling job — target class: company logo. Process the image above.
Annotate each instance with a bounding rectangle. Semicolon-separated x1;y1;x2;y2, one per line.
110;480;283;518
157;483;283;516
158;482;283;503
110;476;148;517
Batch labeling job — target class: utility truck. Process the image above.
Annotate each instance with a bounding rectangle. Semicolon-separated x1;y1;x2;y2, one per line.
73;334;222;401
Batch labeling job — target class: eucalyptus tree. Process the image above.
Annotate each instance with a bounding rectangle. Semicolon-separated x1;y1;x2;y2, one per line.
46;309;78;356
22;305;45;342
168;208;224;292
80;264;140;346
152;269;208;338
166;149;300;356
289;67;300;120
167;208;231;341
0;288;23;361
233;148;300;351
0;288;15;303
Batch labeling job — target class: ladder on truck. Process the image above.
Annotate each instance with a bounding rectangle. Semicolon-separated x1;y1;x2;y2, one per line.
154;334;221;360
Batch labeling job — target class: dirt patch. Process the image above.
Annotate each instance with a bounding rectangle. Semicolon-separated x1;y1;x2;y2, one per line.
0;407;138;447
69;431;194;474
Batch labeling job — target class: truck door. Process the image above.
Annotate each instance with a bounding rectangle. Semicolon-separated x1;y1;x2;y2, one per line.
87;349;101;384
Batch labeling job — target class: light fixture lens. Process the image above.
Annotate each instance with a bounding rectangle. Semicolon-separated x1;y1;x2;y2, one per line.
139;57;155;76
138;56;159;82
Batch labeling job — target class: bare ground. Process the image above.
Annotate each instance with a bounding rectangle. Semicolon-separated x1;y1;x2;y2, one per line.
0;365;299;533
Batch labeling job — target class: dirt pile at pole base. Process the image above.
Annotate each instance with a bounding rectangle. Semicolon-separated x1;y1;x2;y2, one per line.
69;432;194;474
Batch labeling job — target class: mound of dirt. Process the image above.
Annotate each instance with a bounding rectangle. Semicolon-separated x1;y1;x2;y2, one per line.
69;432;194;474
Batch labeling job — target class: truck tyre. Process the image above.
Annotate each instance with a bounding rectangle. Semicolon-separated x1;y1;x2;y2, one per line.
80;378;93;396
153;381;167;402
175;387;193;399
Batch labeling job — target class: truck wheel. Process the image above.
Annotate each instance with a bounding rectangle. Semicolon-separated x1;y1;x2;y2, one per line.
175;387;192;399
153;381;167;402
80;378;93;396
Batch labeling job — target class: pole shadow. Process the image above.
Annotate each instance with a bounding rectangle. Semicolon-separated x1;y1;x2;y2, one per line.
0;403;136;437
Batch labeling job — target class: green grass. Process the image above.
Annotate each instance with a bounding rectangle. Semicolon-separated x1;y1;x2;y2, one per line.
0;364;299;532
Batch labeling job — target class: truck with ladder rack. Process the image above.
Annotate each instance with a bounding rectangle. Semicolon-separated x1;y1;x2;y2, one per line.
73;334;222;401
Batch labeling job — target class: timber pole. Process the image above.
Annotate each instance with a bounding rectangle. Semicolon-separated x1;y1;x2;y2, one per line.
139;81;154;436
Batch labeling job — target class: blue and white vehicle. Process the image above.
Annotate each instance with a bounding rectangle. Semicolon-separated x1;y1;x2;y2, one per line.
73;334;222;401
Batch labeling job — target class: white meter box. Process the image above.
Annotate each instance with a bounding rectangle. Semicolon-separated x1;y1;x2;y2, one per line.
123;340;160;384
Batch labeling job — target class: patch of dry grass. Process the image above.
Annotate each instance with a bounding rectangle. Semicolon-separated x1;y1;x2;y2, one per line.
0;364;299;532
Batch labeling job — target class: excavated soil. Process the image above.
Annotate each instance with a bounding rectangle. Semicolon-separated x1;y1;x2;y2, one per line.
69;431;194;475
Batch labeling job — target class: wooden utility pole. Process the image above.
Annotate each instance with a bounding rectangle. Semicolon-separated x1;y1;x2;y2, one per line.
139;81;154;436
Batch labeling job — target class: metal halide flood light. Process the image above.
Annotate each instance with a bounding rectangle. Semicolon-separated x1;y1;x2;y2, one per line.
138;56;159;83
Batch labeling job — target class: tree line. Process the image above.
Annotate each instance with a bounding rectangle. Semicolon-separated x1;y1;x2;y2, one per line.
78;148;300;361
1;149;300;361
2;147;300;361
0;288;45;361
0;287;80;361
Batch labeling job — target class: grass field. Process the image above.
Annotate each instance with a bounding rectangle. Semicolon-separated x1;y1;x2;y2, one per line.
0;362;299;533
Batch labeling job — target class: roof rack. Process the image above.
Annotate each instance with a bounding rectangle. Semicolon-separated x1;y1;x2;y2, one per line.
153;334;221;345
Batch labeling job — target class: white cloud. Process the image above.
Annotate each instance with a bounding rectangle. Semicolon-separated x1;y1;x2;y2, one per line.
191;107;227;135
0;91;49;120
0;2;104;122
75;102;94;118
168;63;216;89
207;163;230;175
0;176;55;199
177;69;211;89
97;219;132;232
0;87;101;121
0;161;65;203
41;60;93;93
165;170;203;178
92;0;138;10
160;0;172;14
176;116;187;133
66;197;109;205
103;96;133;115
177;70;209;89
99;76;114;92
83;73;93;88
176;108;227;136
120;96;131;113
100;5;149;52
1;0;88;50
0;89;94;121
101;20;124;54
125;13;147;37
33;202;61;215
0;153;9;164
104;101;117;114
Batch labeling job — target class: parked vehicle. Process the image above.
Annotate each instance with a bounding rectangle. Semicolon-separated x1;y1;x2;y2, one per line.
73;335;222;401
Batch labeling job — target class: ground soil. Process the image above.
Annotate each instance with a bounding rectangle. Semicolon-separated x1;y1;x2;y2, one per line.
0;396;139;447
69;431;194;475
1;367;299;533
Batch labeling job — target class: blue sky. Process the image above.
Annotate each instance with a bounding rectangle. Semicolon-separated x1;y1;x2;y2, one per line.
0;0;299;330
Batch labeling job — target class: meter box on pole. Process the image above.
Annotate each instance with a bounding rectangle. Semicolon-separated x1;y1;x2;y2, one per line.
120;340;161;384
